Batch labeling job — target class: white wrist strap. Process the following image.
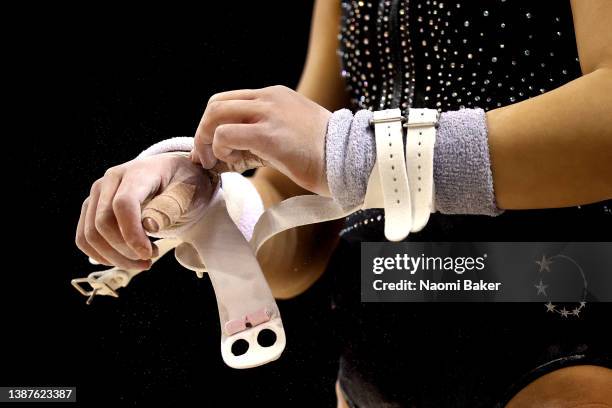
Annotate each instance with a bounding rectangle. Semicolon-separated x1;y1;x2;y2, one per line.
370;108;413;241
405;108;438;231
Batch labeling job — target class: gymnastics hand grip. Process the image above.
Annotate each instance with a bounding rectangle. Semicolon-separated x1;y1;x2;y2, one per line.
173;188;285;369
141;173;285;369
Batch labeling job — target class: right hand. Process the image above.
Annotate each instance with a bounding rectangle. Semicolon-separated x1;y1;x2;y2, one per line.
75;153;213;270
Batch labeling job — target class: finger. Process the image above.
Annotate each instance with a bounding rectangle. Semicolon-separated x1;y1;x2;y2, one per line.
195;100;265;167
94;170;142;260
113;172;161;259
75;197;113;266
207;89;260;105
212;123;267;163
85;186;151;270
194;144;218;170
189;149;216;170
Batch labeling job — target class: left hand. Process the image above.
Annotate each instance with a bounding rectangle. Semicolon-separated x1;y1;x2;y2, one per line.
192;85;332;196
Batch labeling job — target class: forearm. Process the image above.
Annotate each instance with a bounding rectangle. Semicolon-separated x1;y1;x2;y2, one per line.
487;67;612;209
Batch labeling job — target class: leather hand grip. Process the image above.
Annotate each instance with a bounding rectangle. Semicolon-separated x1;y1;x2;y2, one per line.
209;151;266;174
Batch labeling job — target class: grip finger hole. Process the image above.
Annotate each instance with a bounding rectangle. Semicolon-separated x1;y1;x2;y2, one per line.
231;339;249;356
257;329;277;348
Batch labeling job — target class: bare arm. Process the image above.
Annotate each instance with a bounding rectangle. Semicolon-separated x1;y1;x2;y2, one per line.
487;0;612;209
250;0;347;299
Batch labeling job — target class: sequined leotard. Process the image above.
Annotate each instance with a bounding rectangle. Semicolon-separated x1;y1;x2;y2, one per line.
330;1;611;406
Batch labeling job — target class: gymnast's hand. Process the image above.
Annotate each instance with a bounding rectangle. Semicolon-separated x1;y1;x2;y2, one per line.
192;85;332;196
75;153;213;270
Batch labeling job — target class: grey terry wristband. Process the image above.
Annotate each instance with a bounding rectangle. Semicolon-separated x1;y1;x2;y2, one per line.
325;108;376;211
324;107;504;216
434;108;503;215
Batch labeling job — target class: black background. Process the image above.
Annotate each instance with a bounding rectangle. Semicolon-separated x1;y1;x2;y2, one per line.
11;2;344;406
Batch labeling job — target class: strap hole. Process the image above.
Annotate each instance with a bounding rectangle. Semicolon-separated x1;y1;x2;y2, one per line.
396;200;400;204
418;176;421;180
389;142;392;146
418;142;421;145
417;165;421;170
390;154;393;158
419;131;422;135
394;189;398;193
418;188;422;192
418;153;421;157
393;177;397;181
391;165;395;170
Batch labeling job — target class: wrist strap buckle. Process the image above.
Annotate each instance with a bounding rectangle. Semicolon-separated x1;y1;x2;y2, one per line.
368;109;407;127
404;109;440;128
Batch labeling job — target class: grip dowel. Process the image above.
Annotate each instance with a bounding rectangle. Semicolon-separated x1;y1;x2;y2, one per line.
142;182;196;233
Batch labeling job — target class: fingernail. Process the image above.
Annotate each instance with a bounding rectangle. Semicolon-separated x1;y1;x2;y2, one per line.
202;147;218;169
142;217;160;233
